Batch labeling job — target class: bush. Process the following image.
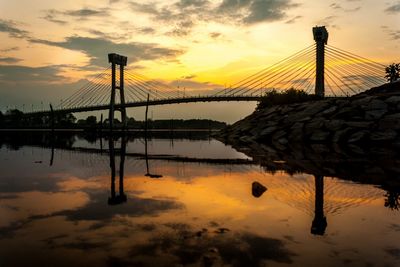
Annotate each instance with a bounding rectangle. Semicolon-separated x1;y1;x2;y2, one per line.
257;88;320;110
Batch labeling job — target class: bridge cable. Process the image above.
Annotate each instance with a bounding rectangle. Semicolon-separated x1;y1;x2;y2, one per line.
216;45;316;96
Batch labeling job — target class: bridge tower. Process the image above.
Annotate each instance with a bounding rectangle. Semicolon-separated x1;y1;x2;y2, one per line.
108;53;128;129
313;26;329;97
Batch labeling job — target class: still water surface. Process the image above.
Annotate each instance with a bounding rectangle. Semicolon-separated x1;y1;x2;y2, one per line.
0;132;399;267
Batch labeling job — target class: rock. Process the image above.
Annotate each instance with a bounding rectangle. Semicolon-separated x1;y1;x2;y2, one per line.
277;137;288;145
310;130;330;142
369;131;397;142
379;114;400;130
311;144;330;154
348;131;368;143
259;126;278;137
325;120;345;131
252;181;267;198
364;99;388;110
352;95;374;106
288;122;304;142
304;118;325;135
331;107;363;120
239;136;254;144
321;105;338;116
385;96;400;105
345;121;373;128
333;128;352;143
347;144;365;155
365;109;387;120
272;130;286;141
279;105;294;114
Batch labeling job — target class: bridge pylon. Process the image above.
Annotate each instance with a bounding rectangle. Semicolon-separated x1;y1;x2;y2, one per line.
313;26;328;97
108;53;128;130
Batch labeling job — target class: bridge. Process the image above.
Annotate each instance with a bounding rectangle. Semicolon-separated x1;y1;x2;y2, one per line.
19;26;386;128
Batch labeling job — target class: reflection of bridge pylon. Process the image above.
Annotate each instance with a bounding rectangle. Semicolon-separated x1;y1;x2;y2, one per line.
108;135;127;205
311;175;327;235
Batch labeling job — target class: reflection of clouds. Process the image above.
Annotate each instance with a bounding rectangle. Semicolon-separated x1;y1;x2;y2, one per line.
53;192;183;221
0;191;89;228
39;219;295;267
125;228;295;267
56;176;106;191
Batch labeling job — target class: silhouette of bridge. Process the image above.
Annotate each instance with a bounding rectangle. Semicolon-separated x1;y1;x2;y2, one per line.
22;26;386;127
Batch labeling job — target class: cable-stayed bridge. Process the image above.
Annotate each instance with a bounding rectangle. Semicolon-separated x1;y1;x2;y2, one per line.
21;27;386;126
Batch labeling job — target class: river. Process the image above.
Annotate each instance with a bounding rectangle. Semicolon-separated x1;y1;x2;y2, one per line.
0;131;399;267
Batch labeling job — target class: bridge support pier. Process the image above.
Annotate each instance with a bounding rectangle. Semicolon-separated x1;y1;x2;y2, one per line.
108;53;128;130
313;26;329;97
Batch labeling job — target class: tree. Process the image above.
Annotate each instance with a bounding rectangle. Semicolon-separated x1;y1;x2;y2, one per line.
86;115;97;126
385;63;400;83
385;190;400;210
257;88;319;110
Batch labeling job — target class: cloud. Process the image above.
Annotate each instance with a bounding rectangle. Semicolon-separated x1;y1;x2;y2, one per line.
390;31;400;40
209;32;222;39
63;8;109;17
242;0;300;24
168;79;221;91
380;26;400;41
41;10;68;25
285;15;302;24
30;36;184;67
0;46;19;52
129;0;300;36
0;19;29;38
330;3;342;9
181;74;197;79
330;2;361;12
42;7;110;25
167;20;195;36
316;15;339;29
138;27;157;35
385;2;400;13
0;65;66;83
0;57;22;64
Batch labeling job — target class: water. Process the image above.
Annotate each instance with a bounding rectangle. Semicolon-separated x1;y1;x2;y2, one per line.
0;132;399;267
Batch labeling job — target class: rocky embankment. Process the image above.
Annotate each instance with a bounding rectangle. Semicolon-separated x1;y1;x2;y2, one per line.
219;82;400;149
218;82;400;185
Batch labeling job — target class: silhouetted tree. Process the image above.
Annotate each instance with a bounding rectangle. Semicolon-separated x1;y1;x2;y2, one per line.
56;113;76;127
257;88;319;110
85;115;97;126
5;109;24;127
385;190;400;210
385;63;400;83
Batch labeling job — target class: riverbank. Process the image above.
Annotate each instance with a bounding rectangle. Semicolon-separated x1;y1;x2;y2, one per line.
218;82;400;149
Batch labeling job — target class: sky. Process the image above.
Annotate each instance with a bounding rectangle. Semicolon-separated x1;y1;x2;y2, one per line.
0;0;399;122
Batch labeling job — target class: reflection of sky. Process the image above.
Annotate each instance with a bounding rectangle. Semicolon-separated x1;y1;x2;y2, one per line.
0;139;400;267
72;137;251;159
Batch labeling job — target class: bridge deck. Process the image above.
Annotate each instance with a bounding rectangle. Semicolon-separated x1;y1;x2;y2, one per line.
25;96;262;115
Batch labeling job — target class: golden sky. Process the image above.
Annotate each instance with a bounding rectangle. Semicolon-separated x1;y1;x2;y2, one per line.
0;0;399;121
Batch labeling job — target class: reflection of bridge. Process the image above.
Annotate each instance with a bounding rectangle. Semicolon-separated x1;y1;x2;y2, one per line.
20;26;386;128
12;134;387;236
